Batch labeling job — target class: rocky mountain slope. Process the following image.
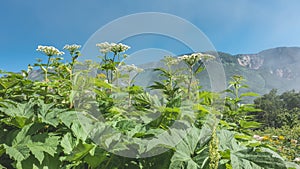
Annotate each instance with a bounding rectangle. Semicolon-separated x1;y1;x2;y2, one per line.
217;47;300;94
134;47;300;96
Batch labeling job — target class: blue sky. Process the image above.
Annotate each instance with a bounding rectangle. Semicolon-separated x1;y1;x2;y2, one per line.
1;0;300;72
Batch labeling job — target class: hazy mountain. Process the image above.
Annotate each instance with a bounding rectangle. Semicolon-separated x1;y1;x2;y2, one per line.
134;47;300;95
231;47;300;94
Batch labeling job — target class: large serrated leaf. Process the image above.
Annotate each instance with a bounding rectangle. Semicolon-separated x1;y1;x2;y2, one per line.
170;118;215;169
0;101;35;128
60;132;77;154
27;135;59;164
37;100;63;127
231;148;287;169
4;144;31;162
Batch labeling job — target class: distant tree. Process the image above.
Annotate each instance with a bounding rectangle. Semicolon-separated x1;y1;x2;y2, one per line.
254;89;300;128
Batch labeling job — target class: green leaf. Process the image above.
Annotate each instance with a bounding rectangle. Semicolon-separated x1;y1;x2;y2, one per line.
230;148;287;169
27;135;59;164
94;78;112;89
0;144;5;156
66;141;95;162
2;116;30;128
4;144;30;163
234;133;253;141
170;116;216;169
27;144;44;165
239;120;261;129
59;111;94;141
37;100;63;127
21;153;61;169
240;92;259;98
60;132;77;154
218;129;243;151
0;100;34;118
0;101;35;128
84;146;107;168
13;124;32;145
285;161;300;169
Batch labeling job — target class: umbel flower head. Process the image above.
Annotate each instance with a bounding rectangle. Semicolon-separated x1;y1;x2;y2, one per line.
164;56;180;65
63;44;81;54
36;45;64;57
178;53;215;66
96;42;130;54
110;43;130;54
119;64;144;73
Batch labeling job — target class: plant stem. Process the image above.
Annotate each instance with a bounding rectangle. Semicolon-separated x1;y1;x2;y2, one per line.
45;56;51;82
187;66;193;99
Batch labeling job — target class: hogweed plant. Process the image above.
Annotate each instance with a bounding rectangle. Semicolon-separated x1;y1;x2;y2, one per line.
36;45;64;82
96;42;130;84
178;53;215;99
149;56;184;108
63;44;81;69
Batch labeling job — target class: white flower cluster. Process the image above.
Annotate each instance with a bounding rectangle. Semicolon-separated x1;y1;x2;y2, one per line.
120;64;143;73
164;56;180;65
177;53;215;66
36;45;64;56
63;44;81;53
96;42;130;54
178;53;215;62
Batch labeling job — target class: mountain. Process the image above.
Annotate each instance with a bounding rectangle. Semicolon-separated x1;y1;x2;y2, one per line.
228;47;300;94
135;47;300;96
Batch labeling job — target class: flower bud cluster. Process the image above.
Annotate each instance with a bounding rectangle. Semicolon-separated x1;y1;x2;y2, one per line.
96;42;130;54
36;45;65;56
63;44;81;53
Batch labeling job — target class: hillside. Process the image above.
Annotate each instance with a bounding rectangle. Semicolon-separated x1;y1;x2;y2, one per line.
134;47;300;96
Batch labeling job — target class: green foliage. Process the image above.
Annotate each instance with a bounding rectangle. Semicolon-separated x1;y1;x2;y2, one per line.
218;129;287;169
223;75;261;134
254;89;300;128
254;125;300;162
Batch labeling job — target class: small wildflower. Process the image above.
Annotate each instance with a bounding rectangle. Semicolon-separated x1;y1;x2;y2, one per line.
63;44;81;54
36;45;64;57
262;135;270;141
291;139;298;144
278;136;285;140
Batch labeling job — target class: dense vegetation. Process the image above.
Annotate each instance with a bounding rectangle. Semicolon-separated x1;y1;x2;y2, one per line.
252;89;300;162
0;43;299;169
